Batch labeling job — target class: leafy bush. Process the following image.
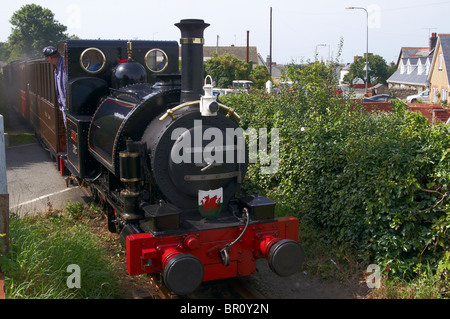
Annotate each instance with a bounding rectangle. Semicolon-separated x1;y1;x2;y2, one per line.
204;53;251;88
221;62;450;283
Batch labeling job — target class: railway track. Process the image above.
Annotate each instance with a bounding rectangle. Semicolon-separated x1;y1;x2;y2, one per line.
130;273;266;300
131;275;273;318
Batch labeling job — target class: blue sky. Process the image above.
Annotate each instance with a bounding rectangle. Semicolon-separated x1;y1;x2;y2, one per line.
1;0;449;64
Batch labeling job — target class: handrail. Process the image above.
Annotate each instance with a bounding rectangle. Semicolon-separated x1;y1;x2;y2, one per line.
159;101;241;121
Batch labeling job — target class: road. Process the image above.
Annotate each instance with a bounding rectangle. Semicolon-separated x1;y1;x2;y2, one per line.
4;111;86;217
6;143;86;216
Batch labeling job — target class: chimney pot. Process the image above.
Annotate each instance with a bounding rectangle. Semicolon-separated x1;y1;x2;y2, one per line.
430;32;438;51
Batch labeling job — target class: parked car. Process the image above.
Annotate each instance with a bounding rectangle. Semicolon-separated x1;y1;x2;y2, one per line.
406;90;429;103
363;94;410;107
363;94;394;102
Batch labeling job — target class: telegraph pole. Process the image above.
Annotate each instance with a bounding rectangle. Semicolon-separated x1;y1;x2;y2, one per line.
269;7;273;78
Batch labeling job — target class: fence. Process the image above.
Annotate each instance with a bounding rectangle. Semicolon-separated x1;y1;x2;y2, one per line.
349;100;450;124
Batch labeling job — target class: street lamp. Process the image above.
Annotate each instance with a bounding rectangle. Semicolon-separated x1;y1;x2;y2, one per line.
346;6;369;94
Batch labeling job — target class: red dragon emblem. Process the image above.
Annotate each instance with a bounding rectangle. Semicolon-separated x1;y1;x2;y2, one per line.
200;195;221;212
198;188;223;219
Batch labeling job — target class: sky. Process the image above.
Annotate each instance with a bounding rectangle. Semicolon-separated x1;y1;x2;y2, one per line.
1;0;450;65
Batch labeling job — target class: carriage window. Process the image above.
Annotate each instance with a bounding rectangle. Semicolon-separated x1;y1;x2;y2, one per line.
145;49;168;72
80;48;106;74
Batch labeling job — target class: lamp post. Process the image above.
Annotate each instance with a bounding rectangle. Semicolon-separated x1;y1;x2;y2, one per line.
346;6;369;94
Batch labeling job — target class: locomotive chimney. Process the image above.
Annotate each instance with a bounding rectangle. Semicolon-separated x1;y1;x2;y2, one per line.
175;19;210;103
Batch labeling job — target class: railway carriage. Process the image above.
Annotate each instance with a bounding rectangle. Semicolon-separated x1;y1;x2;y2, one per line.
4;19;304;295
4;57;66;162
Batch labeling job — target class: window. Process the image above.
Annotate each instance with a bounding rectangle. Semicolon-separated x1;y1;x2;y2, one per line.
80;48;106;74
417;60;423;75
433;87;439;103
400;61;405;74
439;54;443;70
442;89;448;102
145;49;168;73
425;59;431;74
407;60;413;74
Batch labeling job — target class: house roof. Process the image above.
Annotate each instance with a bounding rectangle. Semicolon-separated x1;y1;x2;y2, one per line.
428;34;450;82
396;47;431;66
387;70;429;86
203;46;262;65
387;56;431;86
401;47;431;58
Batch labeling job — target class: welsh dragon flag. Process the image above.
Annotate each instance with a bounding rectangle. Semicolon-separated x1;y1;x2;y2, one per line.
198;187;223;219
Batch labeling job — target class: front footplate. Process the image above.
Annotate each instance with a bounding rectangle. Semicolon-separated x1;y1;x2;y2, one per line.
126;217;304;294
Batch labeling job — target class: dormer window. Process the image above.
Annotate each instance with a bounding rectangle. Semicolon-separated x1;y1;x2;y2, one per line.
407;60;413;74
418;60;423;75
400;61;405;74
425;58;431;74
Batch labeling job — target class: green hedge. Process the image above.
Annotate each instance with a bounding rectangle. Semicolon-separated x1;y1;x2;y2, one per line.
221;84;450;280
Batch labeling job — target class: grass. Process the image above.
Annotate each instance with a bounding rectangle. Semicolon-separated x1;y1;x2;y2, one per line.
0;201;125;299
367;274;448;299
7;133;36;147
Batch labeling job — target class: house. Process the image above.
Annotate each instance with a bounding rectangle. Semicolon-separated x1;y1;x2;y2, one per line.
203;45;265;67
428;34;450;103
202;46;285;83
339;63;351;86
386;33;437;98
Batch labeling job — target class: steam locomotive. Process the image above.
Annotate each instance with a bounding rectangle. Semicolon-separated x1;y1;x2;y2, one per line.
4;19;304;295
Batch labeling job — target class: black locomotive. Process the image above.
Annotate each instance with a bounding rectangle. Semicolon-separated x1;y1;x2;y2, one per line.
4;19;304;295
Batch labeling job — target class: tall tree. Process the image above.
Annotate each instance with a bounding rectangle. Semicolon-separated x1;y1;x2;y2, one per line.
8;4;68;59
344;54;389;85
249;65;271;89
0;42;11;62
204;53;251;88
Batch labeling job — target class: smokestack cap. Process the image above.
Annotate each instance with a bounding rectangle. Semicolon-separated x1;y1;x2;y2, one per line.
175;19;210;40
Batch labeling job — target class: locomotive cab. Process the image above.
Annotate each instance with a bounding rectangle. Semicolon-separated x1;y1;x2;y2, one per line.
60;38;180;180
